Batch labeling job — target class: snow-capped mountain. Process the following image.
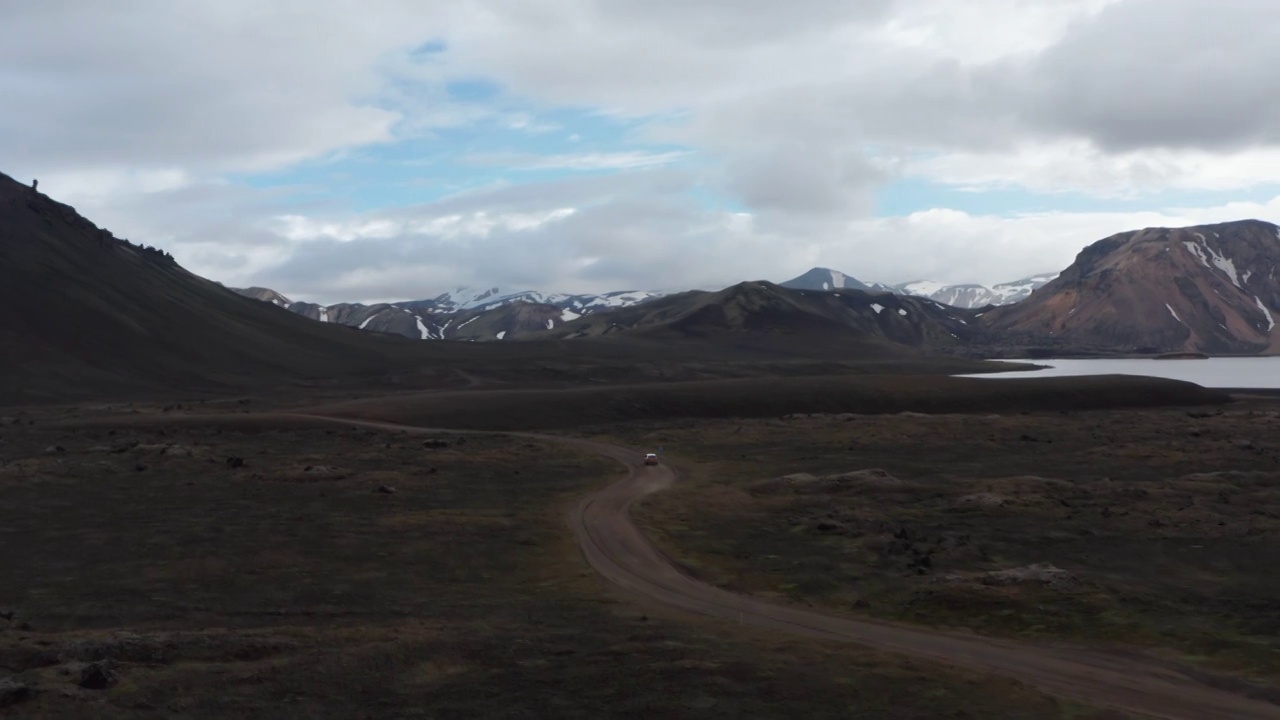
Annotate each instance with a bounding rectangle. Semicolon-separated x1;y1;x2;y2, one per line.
232;286;665;342
896;273;1059;309
397;287;665;315
780;267;1058;308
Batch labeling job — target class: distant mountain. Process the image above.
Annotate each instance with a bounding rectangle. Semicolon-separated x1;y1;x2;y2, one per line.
546;280;980;354
396;287;665;315
983;220;1280;355
896;273;1059;309
236;286;292;307
781;267;1057;309
780;267;896;293
231;286;664;341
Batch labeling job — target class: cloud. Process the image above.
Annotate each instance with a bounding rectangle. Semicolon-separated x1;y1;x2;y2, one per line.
6;0;1280;306
0;2;436;179
1020;0;1280;151
465;151;691;171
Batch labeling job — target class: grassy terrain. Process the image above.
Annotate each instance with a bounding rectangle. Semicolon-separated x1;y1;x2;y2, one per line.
0;411;1116;718
623;404;1280;685
307;373;1226;432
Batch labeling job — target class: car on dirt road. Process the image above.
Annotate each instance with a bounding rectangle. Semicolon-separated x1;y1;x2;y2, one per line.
643;453;659;466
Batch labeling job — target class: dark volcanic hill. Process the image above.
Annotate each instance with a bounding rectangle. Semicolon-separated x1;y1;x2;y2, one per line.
0;172;466;401
546;280;981;354
983;220;1280;355
780;267;896;293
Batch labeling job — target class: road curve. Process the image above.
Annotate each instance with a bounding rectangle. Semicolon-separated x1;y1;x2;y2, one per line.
283;415;1280;719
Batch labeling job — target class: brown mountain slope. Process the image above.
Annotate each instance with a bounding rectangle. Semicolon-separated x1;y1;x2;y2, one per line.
983;220;1280;355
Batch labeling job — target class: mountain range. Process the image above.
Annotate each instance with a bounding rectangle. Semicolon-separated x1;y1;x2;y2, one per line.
233;286;665;342
5;165;1280;408
233;219;1280;356
233;267;1057;343
778;268;1059;309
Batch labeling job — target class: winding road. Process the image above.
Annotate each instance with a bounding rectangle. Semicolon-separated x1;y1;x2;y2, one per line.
254;415;1280;717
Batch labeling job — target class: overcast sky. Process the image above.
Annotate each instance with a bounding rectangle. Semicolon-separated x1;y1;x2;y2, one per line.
4;0;1280;303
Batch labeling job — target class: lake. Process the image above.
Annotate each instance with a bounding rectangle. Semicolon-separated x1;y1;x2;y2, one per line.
959;357;1280;389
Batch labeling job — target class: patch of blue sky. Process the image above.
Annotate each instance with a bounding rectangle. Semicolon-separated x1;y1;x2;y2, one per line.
876;178;1280;218
231;84;697;213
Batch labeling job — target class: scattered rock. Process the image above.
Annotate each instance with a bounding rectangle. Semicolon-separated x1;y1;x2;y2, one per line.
303;465;331;475
79;660;118;690
0;678;36;708
377;485;397;494
1234;438;1257;451
44;445;66;454
753;468;906;495
823;469;902;488
134;463;147;472
60;632;172;665
981;563;1076;587
225;457;245;469
1019;434;1038;442
958;492;1007;508
422;439;450;449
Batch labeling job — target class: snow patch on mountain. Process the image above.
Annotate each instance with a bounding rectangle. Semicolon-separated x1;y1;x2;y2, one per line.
1166;303;1181;323
1183;240;1211;269
1256;297;1275;332
894;273;1058;309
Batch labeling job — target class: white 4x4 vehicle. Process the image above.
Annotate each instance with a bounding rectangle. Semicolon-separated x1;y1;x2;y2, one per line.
643;453;659;466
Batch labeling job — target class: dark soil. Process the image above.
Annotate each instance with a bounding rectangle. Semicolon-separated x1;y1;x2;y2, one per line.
0;413;1105;718
627;401;1280;683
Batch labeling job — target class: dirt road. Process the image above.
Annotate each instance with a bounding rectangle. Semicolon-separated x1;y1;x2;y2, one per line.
87;412;1280;718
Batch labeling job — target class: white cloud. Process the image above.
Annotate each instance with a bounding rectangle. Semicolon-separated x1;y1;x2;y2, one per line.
6;0;1280;304
908;142;1280;197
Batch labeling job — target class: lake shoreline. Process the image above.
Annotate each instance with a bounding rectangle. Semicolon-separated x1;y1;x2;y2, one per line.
958;356;1280;390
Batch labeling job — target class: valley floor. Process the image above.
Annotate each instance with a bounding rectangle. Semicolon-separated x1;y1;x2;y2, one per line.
1;381;1277;717
0;407;1100;719
620;404;1280;688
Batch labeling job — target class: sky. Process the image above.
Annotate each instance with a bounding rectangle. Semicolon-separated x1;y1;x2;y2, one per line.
4;0;1280;304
